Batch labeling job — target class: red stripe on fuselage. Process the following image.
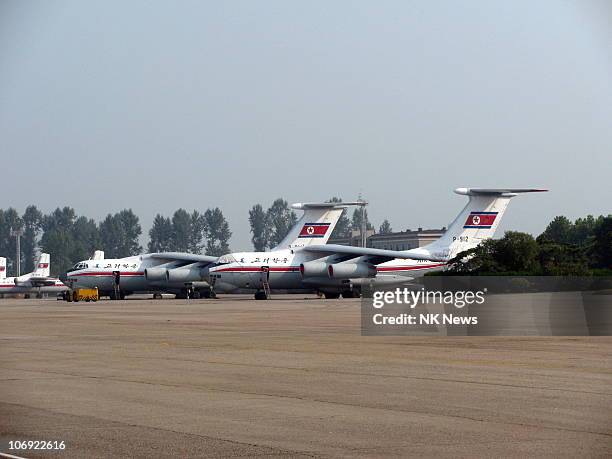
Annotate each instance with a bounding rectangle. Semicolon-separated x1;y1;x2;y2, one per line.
376;263;446;272
215;264;446;274
215;267;300;273
70;271;145;277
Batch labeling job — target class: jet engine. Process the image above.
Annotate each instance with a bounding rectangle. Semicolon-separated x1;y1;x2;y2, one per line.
144;267;167;282
166;267;206;283
327;262;377;279
299;262;329;278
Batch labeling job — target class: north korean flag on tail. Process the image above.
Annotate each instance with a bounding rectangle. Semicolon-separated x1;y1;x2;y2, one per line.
38;263;49;269
299;222;331;238
463;211;498;229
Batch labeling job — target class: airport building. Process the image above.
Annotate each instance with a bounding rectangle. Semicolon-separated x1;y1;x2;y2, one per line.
329;227;445;250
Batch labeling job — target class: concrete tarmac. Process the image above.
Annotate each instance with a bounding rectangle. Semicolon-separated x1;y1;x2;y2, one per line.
0;296;611;458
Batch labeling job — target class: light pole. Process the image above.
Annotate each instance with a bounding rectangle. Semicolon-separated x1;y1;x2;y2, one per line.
356;196;368;248
10;228;23;277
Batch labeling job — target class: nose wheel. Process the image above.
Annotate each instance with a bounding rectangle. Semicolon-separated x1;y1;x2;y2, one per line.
254;290;269;300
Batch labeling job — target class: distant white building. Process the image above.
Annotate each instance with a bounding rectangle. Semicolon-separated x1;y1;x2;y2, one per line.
329;227;445;250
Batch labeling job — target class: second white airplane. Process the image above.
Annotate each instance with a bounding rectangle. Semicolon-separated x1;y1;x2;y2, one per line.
206;188;546;299
0;254;68;298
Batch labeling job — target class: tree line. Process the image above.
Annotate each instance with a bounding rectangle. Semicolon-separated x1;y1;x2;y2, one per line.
0;197;389;276
450;214;612;275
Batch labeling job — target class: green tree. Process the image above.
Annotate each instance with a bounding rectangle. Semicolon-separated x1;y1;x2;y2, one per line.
188;210;206;254
99;209;142;258
379;219;392;234
0;208;23;275
204;208;231;256
538;242;590;276
572;215;599;245
327;197;351;239
21;205;43;273
148;214;173;252
538;216;573;244
249;204;269;251
170;209;192;252
72;216;101;262
494;231;540;273
451;231;540;274
591;216;612;269
266;199;297;248
40;207;78;276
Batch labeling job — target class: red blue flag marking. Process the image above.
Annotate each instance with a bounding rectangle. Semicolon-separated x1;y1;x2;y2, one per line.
463;212;498;229
299;223;331;238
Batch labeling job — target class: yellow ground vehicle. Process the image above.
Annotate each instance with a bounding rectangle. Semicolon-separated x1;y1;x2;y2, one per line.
67;288;99;302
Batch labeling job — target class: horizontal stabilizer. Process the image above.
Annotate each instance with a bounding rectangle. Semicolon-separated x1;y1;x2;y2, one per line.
455;188;548;196
292;201;367;210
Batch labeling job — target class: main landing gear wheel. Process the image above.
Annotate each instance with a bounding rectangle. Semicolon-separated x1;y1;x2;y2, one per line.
324;293;340;299
341;290;361;299
153;293;163;300
254;291;269;300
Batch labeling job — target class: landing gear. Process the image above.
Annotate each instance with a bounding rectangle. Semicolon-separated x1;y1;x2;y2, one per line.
153;293;163;300
202;290;216;299
341;290;361;299
324;292;340;299
254;290;269;300
176;288;197;300
110;290;126;300
24;293;31;299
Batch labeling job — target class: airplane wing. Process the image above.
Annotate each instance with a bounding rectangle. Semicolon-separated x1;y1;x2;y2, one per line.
25;277;58;287
300;244;447;264
147;252;219;264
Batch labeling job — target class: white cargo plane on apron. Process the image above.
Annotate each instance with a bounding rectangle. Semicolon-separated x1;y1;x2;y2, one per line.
207;188;546;299
62;252;219;299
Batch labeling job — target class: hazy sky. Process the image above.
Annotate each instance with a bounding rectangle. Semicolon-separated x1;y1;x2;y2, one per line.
1;1;610;250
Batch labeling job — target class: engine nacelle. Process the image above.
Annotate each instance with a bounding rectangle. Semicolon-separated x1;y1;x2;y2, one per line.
328;262;377;279
166;267;205;283
300;262;329;278
145;267;168;282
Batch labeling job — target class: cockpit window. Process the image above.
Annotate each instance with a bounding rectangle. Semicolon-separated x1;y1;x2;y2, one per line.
217;254;237;265
72;262;88;270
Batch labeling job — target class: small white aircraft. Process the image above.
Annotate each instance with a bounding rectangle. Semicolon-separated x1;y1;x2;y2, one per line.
0;253;68;298
61;251;219;299
207;188;546;299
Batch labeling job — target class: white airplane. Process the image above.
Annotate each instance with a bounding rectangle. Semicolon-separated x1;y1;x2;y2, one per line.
207;188;546;299
0;253;68;298
61;251;219;299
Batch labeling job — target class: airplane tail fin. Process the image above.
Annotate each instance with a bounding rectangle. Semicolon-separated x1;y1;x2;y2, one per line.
91;250;105;260
33;253;50;277
273;201;367;251
408;188;547;260
0;257;6;279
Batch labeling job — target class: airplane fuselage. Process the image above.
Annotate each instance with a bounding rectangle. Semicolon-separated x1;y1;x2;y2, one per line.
208;248;446;294
0;276;67;295
64;255;210;297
